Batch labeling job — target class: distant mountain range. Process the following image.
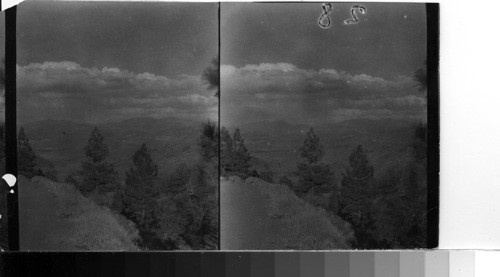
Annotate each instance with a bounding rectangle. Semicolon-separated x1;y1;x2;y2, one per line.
20;117;423;184
20;117;206;181
227;118;422;181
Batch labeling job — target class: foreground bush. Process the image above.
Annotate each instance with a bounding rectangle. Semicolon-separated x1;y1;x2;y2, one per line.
33;176;140;250
244;177;355;249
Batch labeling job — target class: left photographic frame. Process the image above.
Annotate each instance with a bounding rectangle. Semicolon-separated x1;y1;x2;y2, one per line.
0;10;7;251
4;1;219;251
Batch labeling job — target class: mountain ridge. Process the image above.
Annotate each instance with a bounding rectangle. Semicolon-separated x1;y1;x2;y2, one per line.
19;117;206;180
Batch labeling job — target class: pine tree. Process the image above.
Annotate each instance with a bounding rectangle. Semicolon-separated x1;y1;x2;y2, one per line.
202;56;220;97
231;128;251;179
339;144;376;247
295;128;335;196
300;128;324;164
199;120;218;161
220;127;233;176
120;143;158;230
403;123;427;247
80;127;118;195
17;127;37;178
219;127;252;179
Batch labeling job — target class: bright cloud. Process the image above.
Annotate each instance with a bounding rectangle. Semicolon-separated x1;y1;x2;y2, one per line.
221;63;426;126
17;61;218;124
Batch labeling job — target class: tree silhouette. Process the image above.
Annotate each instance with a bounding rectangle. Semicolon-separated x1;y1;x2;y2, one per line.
202;56;219;97
295;128;335;196
373;123;428;248
404;123;427;247
120;143;158;230
339;144;376;247
220;127;251;178
199;120;218;161
17;127;37;178
220;127;233;176
80;127;118;195
414;61;427;91
231;128;251;179
300;128;324;164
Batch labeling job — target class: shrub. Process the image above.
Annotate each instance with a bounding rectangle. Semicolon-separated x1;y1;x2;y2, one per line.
278;176;294;188
302;190;329;209
42;168;59;182
259;170;274;183
246;177;354;249
32;176;140;250
64;174;81;188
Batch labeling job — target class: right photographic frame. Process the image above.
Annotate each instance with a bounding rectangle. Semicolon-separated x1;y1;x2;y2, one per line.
220;2;439;250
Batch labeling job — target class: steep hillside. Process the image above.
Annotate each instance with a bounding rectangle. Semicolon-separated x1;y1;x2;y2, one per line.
19;176;140;250
221;176;354;250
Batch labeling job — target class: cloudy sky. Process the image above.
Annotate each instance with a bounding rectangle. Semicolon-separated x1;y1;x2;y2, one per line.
16;1;218;124
221;3;427;126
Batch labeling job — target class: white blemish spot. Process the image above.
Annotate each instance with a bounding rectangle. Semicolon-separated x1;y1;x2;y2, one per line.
2;174;17;188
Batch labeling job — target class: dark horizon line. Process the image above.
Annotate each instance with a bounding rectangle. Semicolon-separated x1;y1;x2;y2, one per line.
224;115;428;128
15;115;218;126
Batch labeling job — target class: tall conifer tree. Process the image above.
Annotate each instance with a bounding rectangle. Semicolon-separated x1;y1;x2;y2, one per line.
231;128;251;179
339;144;376;247
17;127;37;178
80;127;118;195
295;128;335;196
120;143;158;230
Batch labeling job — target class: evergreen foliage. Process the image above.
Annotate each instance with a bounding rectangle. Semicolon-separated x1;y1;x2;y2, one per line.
373;122;427;248
414;61;427;91
259;170;274;183
295;128;336;196
152;123;219;249
119;143;159;231
339;144;377;247
79;128;118;195
220;127;233;172
300;128;324;164
17;127;37;178
202;56;219;97
232;129;251;178
199;120;218;161
220;127;251;179
279;176;294;187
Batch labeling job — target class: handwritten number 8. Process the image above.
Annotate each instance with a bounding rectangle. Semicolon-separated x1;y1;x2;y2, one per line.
318;3;333;29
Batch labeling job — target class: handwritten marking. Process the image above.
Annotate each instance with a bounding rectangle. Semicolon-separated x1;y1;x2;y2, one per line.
344;5;367;25
317;3;333;29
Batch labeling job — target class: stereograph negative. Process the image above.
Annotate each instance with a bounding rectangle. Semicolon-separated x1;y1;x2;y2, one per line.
0;1;439;251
